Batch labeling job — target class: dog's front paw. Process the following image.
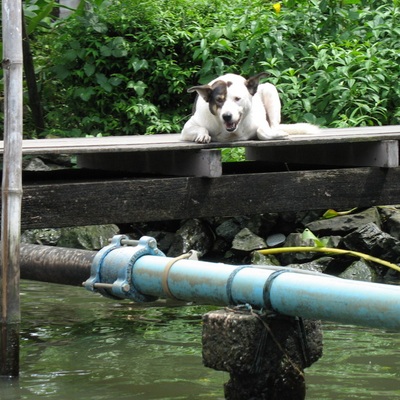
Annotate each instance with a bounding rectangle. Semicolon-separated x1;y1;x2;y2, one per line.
257;128;289;141
195;133;212;143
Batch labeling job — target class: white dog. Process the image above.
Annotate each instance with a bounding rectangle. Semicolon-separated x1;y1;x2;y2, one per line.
180;72;319;143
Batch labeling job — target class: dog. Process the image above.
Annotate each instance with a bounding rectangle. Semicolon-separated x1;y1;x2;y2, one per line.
180;72;319;143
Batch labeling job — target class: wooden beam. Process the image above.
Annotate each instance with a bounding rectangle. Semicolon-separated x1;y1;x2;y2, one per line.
12;167;400;229
77;149;223;178
246;140;399;168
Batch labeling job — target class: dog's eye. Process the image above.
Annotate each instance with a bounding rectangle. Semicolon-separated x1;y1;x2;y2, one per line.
215;96;225;105
234;97;241;102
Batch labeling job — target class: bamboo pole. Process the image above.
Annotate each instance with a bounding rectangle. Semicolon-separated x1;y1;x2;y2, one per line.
1;0;24;377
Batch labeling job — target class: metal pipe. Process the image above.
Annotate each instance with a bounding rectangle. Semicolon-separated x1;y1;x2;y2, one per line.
83;236;400;331
134;255;400;330
19;243;94;286
9;237;400;332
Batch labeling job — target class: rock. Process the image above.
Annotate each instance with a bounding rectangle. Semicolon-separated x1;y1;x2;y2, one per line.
251;251;280;266
57;224;120;250
21;228;61;245
39;154;75;168
306;207;381;236
215;218;242;241
296;210;326;226
167;219;213;257
216;215;278;241
339;259;377;282
266;233;286;247
279;233;318;265
231;228;266;252
236;214;278;237
278;233;341;265
342;222;400;263
210;237;232;257
23;157;52;171
146;230;175;253
276;212;299;235
380;206;400;240
286;257;333;273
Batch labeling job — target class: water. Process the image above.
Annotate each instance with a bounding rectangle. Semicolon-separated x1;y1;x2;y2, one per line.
1;280;400;399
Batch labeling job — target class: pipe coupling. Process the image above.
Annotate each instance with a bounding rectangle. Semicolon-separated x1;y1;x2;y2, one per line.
83;235;165;301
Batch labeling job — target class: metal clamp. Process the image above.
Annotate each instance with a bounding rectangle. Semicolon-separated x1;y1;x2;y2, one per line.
83;235;165;302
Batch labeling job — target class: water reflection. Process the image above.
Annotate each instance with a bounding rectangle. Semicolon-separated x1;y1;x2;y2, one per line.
307;324;400;399
1;281;400;399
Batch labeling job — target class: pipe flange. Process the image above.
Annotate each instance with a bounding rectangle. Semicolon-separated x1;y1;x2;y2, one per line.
83;235;165;302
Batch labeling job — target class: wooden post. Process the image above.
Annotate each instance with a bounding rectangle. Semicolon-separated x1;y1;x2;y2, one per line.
1;0;24;377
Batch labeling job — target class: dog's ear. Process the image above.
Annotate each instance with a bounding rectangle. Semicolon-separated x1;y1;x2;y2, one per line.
245;72;269;95
188;85;213;103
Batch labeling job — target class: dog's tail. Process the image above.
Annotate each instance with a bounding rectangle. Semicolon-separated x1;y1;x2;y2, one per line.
279;123;320;135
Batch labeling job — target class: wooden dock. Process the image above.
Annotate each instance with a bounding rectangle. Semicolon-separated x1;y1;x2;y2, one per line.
1;125;400;229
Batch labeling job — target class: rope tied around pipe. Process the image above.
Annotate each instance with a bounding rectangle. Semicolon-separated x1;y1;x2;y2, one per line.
161;250;198;300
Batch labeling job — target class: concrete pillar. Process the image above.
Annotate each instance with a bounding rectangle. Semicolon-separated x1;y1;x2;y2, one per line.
202;308;323;400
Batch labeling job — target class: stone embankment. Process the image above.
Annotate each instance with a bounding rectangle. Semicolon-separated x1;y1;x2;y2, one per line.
22;205;400;282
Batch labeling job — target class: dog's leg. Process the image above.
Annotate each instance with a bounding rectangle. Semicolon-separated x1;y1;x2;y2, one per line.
258;83;320;136
181;122;212;143
258;83;282;128
255;83;288;140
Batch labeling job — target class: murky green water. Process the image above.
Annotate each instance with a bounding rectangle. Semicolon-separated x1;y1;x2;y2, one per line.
1;280;400;399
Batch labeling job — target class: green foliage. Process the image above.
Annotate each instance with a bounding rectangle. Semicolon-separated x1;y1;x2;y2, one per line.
302;228;329;247
10;0;400;138
221;147;245;163
36;0;203;136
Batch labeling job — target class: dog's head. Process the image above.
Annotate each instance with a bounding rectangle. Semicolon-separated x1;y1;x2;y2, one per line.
188;73;268;133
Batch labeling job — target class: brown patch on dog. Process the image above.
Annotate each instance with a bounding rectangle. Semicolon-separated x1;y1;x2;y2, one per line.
245;72;269;95
187;80;228;116
208;80;227;116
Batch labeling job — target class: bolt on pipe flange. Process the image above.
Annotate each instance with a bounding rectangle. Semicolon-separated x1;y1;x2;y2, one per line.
83;235;165;301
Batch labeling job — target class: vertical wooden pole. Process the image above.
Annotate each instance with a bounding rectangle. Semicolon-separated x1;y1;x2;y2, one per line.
1;0;24;377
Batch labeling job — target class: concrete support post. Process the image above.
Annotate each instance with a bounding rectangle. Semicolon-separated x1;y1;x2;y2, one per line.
202;309;323;400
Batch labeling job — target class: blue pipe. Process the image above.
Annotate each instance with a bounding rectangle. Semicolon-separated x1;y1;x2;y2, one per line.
83;235;400;331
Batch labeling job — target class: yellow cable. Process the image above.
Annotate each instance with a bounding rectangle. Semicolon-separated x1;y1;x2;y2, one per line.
258;247;400;273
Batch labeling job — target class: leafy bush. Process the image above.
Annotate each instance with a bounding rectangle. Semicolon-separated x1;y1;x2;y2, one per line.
16;0;400;137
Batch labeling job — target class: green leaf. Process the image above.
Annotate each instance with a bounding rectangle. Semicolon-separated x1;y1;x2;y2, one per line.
128;81;148;97
100;45;112;57
323;207;358;219
26;0;55;35
302;229;328;248
52;64;70;80
74;87;95;101
130;58;149;72
63;49;78;62
84;63;95;77
109;76;122;87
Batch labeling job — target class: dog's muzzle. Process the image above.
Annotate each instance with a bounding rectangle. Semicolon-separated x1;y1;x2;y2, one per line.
222;113;239;132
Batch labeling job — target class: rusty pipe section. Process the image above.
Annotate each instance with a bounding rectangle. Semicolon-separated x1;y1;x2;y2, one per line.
18;243;95;286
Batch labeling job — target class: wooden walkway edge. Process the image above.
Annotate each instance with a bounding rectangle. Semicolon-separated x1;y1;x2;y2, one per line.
0;125;398;178
0;125;399;154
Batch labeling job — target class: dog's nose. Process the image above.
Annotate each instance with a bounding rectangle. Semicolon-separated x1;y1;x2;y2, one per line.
222;113;233;122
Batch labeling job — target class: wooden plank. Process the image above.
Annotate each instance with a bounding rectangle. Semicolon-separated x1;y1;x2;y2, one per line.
0;126;400;155
246;140;399;168
12;167;400;229
77;149;222;178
